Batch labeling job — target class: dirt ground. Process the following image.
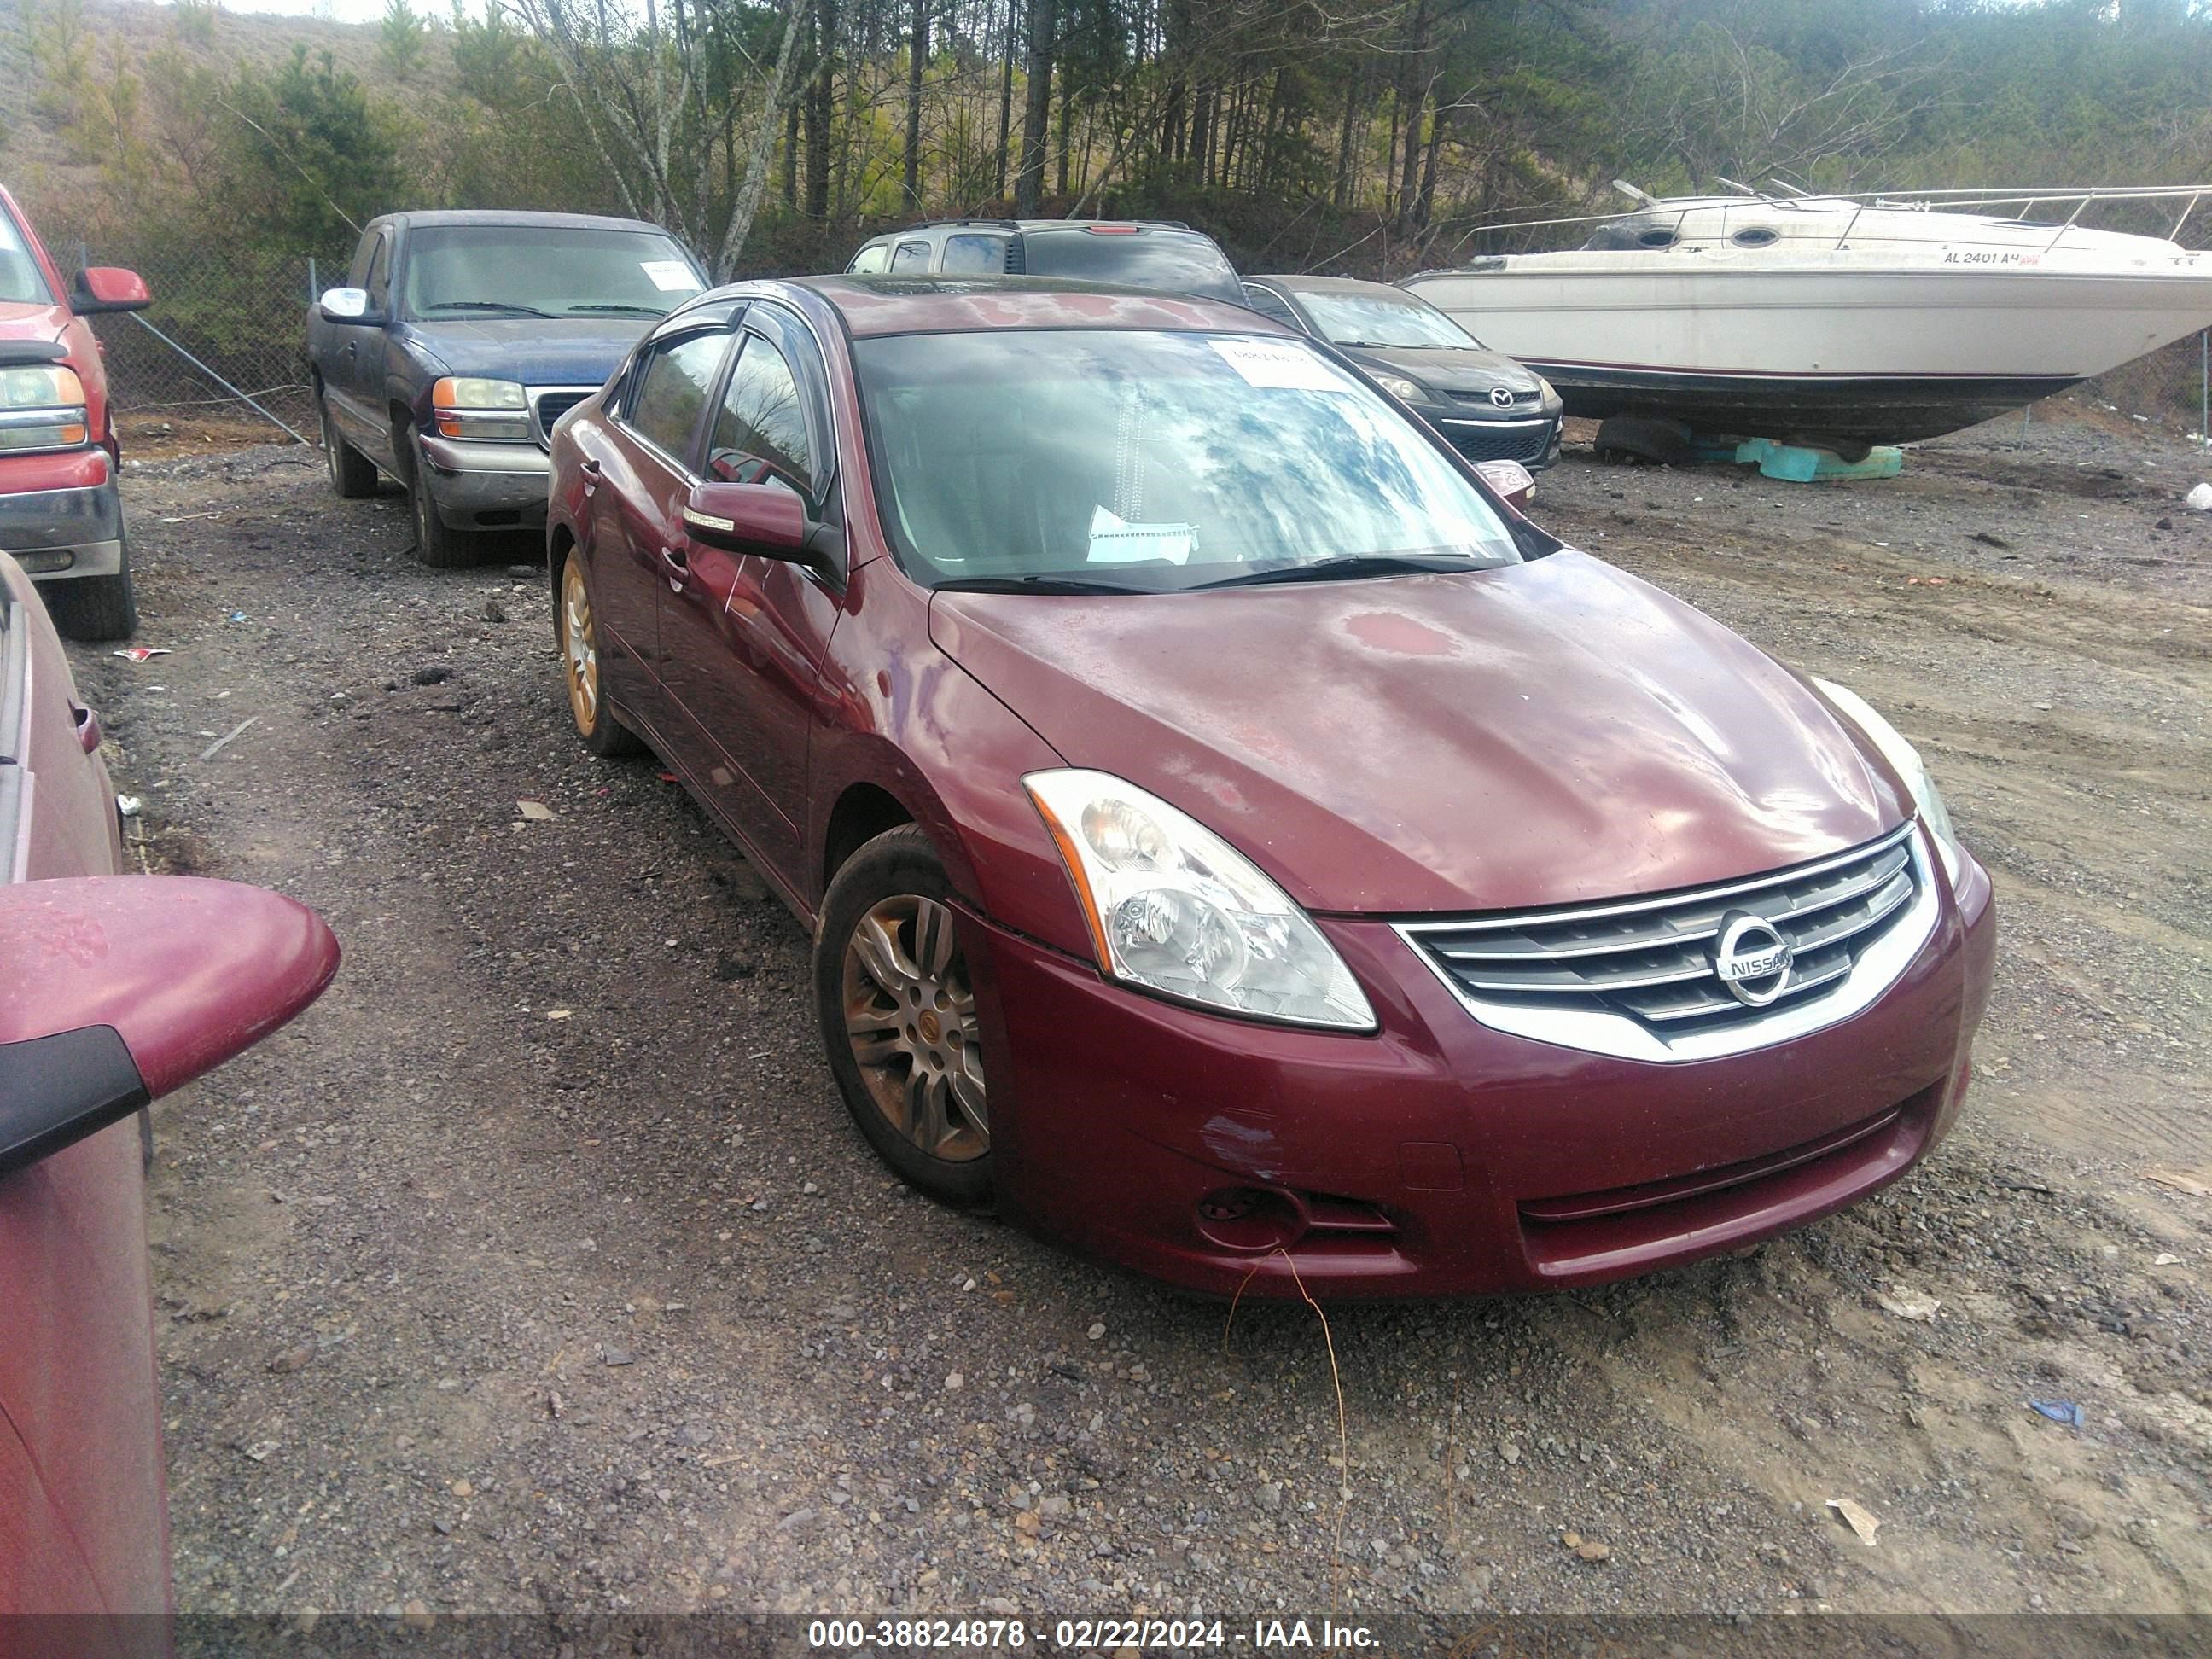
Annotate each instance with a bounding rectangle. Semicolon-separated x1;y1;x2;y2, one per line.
65;400;2212;1633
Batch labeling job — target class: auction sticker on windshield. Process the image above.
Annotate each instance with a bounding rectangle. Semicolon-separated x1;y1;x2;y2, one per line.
1208;336;1351;393
640;260;703;293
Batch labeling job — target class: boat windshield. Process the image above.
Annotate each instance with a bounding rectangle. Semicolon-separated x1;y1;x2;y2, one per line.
1295;290;1484;351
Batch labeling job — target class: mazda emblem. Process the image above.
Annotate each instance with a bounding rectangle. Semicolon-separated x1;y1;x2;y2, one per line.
1712;911;1794;1007
1488;386;1515;408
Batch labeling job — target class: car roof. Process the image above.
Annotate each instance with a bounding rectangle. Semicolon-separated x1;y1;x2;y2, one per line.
1250;274;1425;299
761;275;1284;339
373;209;679;237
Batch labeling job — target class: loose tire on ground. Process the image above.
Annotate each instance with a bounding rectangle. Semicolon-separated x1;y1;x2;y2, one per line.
815;825;992;1207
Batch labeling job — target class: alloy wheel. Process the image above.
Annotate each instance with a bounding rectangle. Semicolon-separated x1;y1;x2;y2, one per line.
841;894;988;1163
561;562;601;733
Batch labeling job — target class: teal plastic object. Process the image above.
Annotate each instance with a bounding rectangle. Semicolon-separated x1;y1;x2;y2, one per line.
1734;438;1904;483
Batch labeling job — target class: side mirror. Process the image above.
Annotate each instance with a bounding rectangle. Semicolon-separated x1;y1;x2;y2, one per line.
681;480;811;560
318;286;386;326
0;876;339;1181
71;266;152;315
1474;457;1537;513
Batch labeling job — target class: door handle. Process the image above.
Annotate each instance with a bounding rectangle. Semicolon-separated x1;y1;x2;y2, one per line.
660;544;689;577
579;457;601;497
72;702;102;755
342;341;357;359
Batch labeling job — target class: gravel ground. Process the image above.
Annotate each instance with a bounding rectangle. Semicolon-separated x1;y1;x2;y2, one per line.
66;403;2212;1630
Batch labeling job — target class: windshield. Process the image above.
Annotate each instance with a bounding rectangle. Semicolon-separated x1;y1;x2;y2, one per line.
1297;290;1481;350
854;329;1521;592
401;226;704;319
1019;231;1244;304
0;210;54;306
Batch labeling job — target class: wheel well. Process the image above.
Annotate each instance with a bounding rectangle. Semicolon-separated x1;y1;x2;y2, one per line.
823;784;913;890
389;403;415;480
548;525;574;607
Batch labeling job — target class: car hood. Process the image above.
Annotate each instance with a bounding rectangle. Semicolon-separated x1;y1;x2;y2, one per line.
1339;341;1545;399
928;551;1906;916
394;316;649;386
0;300;70;349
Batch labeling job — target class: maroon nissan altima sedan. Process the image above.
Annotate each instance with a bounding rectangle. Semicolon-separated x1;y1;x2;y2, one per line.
544;276;1994;1299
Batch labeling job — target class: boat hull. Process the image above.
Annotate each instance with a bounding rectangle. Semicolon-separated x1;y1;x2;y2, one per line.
1402;259;2212;444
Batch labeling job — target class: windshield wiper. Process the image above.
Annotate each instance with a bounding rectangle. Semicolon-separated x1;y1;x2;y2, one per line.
933;574;1154;596
1193;554;1481;590
422;300;558;317
566;302;667;316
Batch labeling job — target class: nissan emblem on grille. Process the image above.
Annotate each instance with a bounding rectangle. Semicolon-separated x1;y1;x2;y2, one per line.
1489;386;1515;407
1712;911;1794;1006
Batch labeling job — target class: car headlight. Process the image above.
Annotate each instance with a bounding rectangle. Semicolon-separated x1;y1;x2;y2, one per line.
1535;374;1561;406
1813;678;1961;882
1371;372;1432;405
0;364;90;452
1024;770;1377;1031
432;376;533;443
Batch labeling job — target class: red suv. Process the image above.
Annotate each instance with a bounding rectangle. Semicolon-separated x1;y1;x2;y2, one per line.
0;184;151;641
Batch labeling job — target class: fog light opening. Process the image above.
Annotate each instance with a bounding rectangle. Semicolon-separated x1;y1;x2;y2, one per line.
1194;1186;1306;1253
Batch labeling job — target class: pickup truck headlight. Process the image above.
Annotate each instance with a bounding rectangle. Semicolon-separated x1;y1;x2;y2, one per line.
1025;769;1377;1031
0;365;90;452
432;376;533;443
1813;677;1962;883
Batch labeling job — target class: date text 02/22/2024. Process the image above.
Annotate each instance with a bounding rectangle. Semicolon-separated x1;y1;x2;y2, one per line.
805;1619;1382;1650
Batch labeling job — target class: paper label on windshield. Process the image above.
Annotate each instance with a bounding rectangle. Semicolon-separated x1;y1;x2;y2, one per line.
1086;504;1195;565
641;260;703;293
1209;336;1348;393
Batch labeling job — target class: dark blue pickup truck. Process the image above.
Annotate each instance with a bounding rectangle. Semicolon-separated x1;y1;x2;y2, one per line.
307;210;707;566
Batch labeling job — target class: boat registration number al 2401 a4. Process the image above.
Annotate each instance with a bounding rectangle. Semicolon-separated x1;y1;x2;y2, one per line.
1942;249;2040;265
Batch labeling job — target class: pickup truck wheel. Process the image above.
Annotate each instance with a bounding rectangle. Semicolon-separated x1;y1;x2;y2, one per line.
44;521;138;643
321;395;379;498
556;549;643;756
407;431;476;568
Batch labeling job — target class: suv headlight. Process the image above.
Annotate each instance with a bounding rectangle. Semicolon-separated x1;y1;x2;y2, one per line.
1371;372;1433;404
432;376;533;443
1025;770;1376;1031
1813;678;1962;882
0;364;90;451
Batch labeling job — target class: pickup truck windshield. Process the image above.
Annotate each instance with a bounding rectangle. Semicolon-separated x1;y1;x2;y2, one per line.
400;226;703;319
0;212;54;306
855;329;1521;593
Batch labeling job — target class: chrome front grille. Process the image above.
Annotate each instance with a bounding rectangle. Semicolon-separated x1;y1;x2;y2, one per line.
530;387;596;448
1396;823;1938;1062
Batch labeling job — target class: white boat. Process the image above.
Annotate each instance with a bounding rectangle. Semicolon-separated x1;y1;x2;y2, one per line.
1400;183;2212;446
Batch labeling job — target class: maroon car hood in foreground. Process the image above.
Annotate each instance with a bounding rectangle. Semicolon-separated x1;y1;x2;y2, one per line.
931;550;1907;915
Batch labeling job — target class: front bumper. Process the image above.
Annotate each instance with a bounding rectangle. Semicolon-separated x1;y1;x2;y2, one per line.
0;459;125;582
964;839;1994;1299
1431;412;1564;470
416;434;551;529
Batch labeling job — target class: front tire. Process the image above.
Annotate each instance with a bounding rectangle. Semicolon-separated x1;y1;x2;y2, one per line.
322;394;378;498
555;548;642;756
816;826;992;1207
44;520;138;642
407;430;474;568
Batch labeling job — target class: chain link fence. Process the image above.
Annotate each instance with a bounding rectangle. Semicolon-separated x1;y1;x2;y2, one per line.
49;232;2212;453
61;237;350;441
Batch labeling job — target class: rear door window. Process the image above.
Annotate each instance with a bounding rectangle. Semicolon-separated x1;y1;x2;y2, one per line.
941;234;1006;275
889;241;932;274
626;332;730;465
